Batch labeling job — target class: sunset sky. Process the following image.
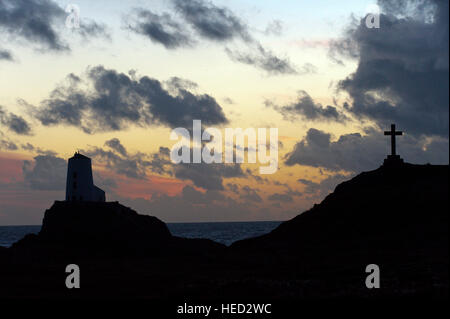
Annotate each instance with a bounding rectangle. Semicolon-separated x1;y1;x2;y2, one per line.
1;0;448;225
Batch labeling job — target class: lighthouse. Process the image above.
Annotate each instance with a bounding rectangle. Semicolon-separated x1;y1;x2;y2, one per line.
65;152;105;202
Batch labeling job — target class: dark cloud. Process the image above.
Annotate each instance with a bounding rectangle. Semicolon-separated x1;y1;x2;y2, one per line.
19;139;159;190
73;142;299;222
285;127;449;172
179;186;227;205
35;148;57;156
0;140;17;150
19;143;58;156
148;146;172;175
0;0;109;59
174;162;245;191
173;0;251;42
21;143;35;151
0;131;17;150
165;77;199;91
297;178;318;194
330;0;449;137
0;106;32;135
126;0;251;46
86;138;245;190
0;48;13;61
268;192;293;202
268;181;303;203
0;0;68;51
237;185;262;202
125;0;300;75
22;155;66;191
126;9;194;49
86;147;146;180
105;138;127;156
86;140;173;179
116;184;292;223
225;44;303;75
267;90;347;122
245;168;270;184
86;147;146;179
32;66;228;133
77;20;111;40
93;172;117;194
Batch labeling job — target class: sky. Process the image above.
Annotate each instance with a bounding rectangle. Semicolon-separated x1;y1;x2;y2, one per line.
0;0;448;225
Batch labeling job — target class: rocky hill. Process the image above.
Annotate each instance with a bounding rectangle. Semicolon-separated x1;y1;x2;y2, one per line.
232;163;448;256
0;162;448;298
10;201;225;260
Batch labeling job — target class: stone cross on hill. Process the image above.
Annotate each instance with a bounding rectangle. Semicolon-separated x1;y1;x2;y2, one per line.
383;124;404;166
384;124;403;156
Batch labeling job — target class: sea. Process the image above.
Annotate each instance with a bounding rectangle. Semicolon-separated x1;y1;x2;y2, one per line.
0;221;282;248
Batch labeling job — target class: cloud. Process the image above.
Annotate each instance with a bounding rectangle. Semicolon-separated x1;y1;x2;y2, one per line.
0;131;17;150
15;145;115;195
239;185;262;202
245;168;270;184
88;138;246;191
173;0;251;42
126;9;194;49
285;127;449;172
125;0;300;75
267;181;303;204
92;172;117;194
115;184;292;223
298;173;351;198
77;19;111;41
225;44;304;75
31;66;228;133
0;0;68;51
330;0;449;137
180;185;226;204
147;147;172;176
85;147;147;180
268;192;293;203
18;143;58;156
0;0;109;59
104;138;127;156
223;97;234;105
267;90;347;122
87;147;147;179
165;77;199;91
85;139;174;180
22;155;66;191
21;143;35;151
264;20;283;36
0;106;32;135
0;48;13;61
126;0;251;46
174;162;245;191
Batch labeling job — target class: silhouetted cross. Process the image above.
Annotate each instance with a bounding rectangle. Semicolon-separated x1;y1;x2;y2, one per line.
384;124;403;156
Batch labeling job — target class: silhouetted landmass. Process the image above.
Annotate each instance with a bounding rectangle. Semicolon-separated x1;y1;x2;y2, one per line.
0;163;448;299
10;201;225;260
233;163;448;255
228;163;449;297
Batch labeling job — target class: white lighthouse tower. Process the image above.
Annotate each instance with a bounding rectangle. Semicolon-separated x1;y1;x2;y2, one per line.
65;152;105;202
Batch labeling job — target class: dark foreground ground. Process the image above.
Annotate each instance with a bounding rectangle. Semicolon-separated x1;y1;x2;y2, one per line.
0;163;448;302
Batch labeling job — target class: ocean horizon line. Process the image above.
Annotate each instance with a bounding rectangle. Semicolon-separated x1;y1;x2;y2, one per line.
0;220;284;227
